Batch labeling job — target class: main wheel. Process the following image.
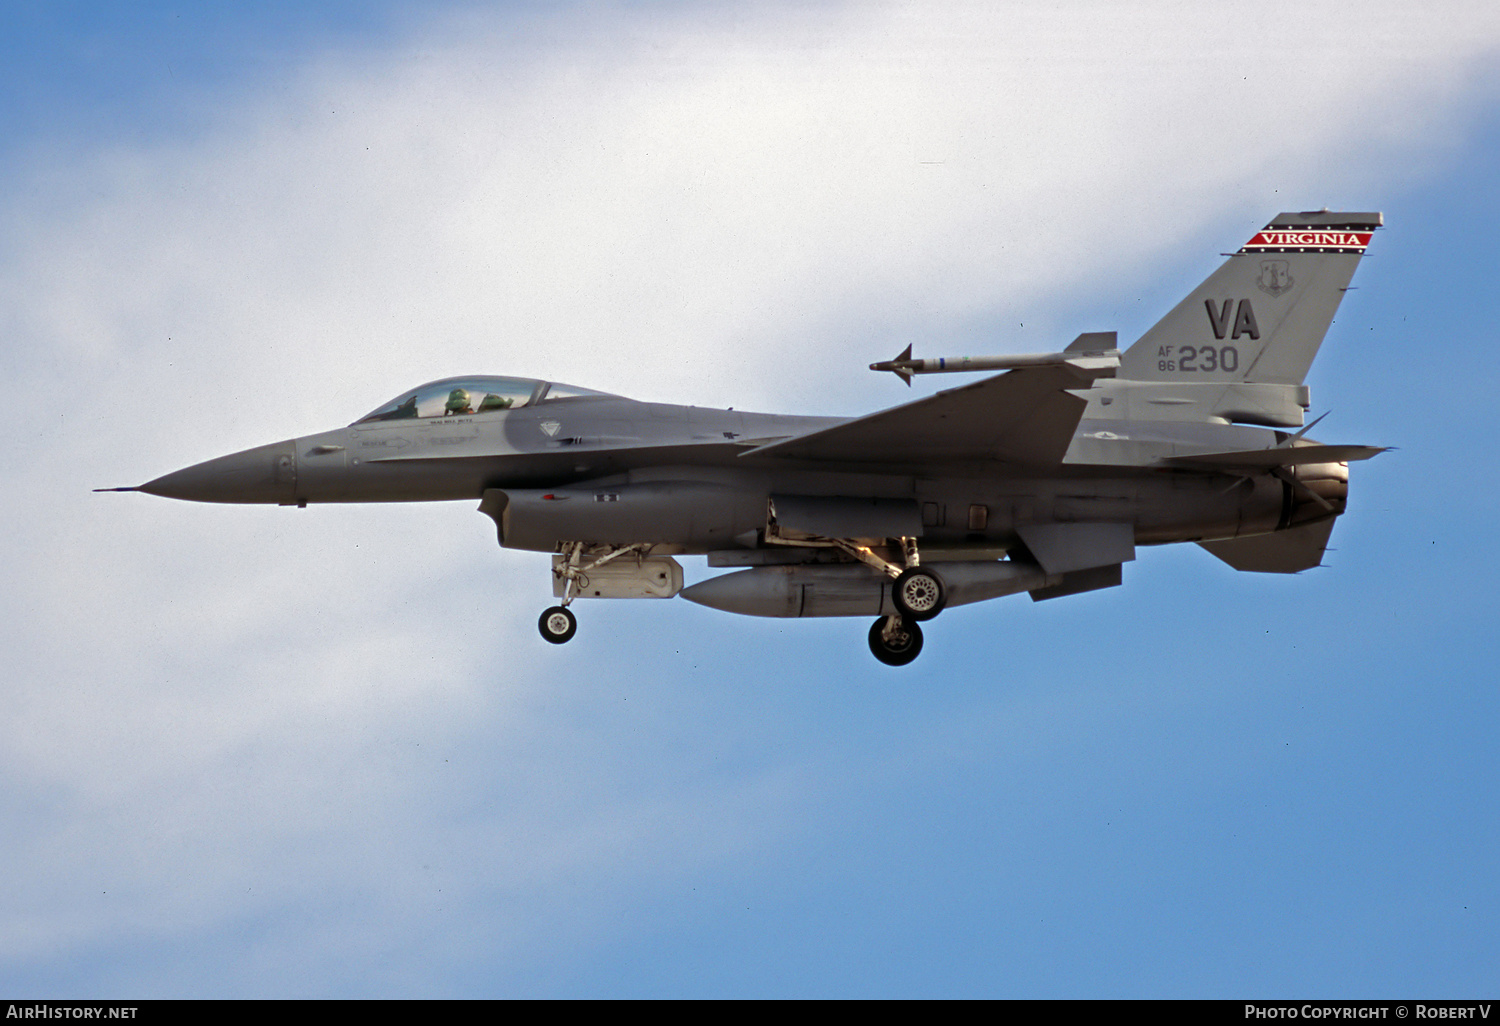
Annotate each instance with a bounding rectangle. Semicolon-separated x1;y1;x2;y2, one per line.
868;616;924;666
538;606;577;644
892;567;945;622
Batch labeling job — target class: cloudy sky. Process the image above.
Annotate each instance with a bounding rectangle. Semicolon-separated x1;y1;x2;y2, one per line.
3;0;1499;998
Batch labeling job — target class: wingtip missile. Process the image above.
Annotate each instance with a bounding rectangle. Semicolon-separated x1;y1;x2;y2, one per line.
871;337;1121;382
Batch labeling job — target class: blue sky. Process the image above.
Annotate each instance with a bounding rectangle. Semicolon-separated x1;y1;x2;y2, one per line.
2;0;1499;998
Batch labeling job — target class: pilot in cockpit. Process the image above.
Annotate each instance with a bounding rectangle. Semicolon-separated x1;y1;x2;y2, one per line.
444;388;473;416
357;376;605;426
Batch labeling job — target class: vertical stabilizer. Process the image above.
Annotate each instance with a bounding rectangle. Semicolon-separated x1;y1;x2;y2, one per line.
1118;211;1381;385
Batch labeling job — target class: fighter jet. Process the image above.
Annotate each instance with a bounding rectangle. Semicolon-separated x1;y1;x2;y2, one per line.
104;211;1387;665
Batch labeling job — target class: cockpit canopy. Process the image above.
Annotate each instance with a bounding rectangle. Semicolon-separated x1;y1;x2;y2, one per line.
354;376;615;425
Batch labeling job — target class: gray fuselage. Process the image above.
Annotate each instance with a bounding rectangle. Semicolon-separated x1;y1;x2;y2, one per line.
140;390;1321;557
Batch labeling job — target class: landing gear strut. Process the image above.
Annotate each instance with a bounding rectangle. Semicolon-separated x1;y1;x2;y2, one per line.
538;541;587;644
868;615;924;666
763;522;943;664
537;541;659;645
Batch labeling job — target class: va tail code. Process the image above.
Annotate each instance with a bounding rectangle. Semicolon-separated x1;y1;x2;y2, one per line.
1205;298;1260;340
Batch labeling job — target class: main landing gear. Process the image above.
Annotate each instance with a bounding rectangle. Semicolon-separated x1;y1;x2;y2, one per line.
868;615;923;666
892;566;945;621
767;529;947;666
872;549;944;666
864;545;944;667
867;567;942;664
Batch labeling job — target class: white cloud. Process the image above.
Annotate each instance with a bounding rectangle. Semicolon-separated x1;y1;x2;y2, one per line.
3;0;1499;992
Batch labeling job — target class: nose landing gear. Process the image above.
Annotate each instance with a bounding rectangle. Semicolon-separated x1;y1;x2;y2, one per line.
535;541;663;645
538;606;577;644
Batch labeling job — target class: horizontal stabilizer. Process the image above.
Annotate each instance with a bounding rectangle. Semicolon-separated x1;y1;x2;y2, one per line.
1158;443;1386;470
1198;517;1336;573
744;363;1106;467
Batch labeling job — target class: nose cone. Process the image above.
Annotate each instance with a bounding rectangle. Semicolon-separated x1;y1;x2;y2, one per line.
140;439;297;504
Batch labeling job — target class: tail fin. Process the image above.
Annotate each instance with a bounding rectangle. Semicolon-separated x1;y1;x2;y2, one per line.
1118;211;1381;385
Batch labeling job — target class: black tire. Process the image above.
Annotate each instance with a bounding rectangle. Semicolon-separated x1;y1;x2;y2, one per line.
892;567;945;622
538;606;577;644
868;616;924;666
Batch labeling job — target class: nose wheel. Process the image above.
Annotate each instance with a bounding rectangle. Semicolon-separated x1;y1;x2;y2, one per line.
868;615;923;666
539;606;577;644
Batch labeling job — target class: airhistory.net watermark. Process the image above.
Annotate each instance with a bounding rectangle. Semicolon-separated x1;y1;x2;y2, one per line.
6;1007;137;1019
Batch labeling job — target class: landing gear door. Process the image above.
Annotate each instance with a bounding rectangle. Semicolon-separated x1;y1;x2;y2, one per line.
551;554;684;599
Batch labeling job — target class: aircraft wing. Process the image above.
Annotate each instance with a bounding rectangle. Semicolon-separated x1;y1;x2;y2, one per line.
741;364;1103;466
1156;443;1387;470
